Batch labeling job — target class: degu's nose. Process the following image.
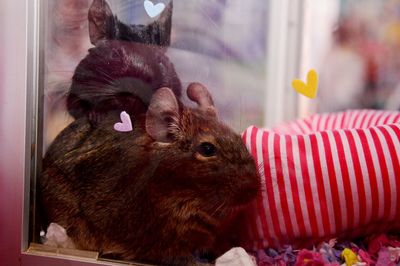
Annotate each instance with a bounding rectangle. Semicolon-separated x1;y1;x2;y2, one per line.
231;173;261;205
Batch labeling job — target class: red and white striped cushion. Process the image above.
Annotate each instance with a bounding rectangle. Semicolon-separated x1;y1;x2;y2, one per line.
241;110;400;250
271;109;400;135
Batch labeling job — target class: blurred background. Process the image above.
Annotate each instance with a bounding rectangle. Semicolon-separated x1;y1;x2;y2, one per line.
314;0;400;113
41;0;400;150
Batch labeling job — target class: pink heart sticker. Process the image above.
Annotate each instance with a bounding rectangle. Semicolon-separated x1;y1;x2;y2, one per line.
114;111;133;132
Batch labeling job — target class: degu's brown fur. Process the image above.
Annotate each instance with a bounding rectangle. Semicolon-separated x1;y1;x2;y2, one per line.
40;83;261;265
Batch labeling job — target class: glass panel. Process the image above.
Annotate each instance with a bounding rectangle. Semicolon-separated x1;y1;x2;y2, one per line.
42;0;269;151
33;0;271;264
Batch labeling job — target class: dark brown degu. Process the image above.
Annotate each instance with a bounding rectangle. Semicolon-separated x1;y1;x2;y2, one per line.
39;0;261;265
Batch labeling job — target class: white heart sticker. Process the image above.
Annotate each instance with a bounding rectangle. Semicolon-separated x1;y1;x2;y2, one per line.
114;111;133;132
144;0;166;18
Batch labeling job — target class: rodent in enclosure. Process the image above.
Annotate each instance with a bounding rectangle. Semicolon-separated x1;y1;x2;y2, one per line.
40;82;261;265
67;0;182;124
41;0;261;264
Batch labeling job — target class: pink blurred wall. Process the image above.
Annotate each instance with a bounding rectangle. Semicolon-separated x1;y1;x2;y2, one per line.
0;0;27;265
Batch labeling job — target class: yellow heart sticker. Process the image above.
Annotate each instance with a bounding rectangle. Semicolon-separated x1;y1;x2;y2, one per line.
292;69;318;99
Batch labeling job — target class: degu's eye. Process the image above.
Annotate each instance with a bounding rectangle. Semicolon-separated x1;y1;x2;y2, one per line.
197;142;217;157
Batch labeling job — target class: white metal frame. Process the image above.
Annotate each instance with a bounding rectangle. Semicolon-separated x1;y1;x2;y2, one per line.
264;0;305;127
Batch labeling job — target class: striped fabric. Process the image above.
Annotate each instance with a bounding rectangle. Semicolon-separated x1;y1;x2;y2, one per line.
241;110;400;250
271;109;400;135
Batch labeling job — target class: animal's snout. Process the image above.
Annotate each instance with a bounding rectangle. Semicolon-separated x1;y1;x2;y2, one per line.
231;174;261;205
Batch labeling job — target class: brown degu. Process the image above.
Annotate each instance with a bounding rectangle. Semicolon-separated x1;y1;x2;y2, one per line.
40;83;260;265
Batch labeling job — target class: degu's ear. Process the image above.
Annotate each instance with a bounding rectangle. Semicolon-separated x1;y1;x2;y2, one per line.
88;0;116;45
146;88;180;143
187;83;217;117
